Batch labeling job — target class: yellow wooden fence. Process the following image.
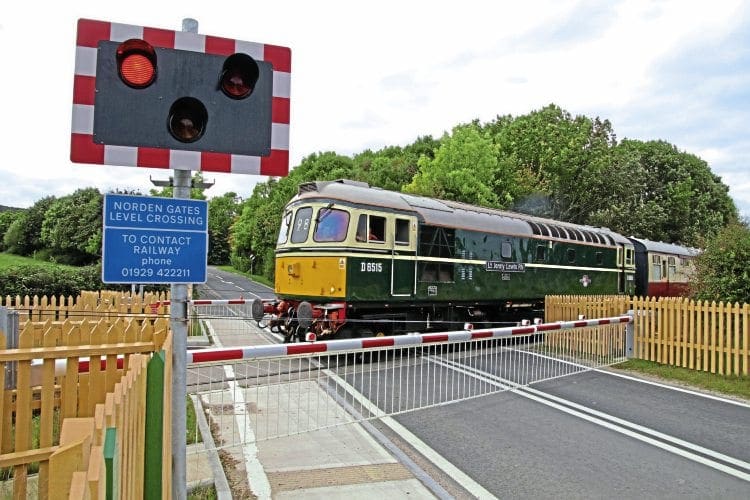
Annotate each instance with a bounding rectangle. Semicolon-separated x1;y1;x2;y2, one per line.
0;293;171;499
1;290;170;322
546;295;750;376
49;328;173;499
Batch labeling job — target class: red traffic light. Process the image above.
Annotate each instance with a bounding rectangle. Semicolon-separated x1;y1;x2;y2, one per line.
116;39;157;88
220;53;259;99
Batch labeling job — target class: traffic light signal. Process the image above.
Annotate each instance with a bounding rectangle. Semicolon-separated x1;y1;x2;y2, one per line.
71;19;291;176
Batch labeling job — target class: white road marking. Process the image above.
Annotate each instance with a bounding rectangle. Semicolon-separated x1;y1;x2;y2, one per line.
207;322;272;499
429;356;750;482
324;368;498;499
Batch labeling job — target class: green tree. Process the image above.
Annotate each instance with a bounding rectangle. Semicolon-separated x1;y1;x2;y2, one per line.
404;124;500;207
41;188;102;265
491;104;616;221
587;140;737;246
690;222;750;303
3;196;56;257
0;210;23;252
207;192;241;265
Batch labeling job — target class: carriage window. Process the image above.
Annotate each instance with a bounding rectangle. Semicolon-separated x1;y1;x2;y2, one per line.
314;208;350;242
501;241;512;260
277;210;291;244
536;245;546;262
395;219;410;245
567;248;576;263
291;207;313;243
652;255;662;280
668;257;676;278
596;252;604;265
625;248;634;266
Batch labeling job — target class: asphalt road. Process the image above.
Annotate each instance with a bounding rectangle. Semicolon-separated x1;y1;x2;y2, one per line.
195;269;750;498
198;266;276;301
393;368;750;498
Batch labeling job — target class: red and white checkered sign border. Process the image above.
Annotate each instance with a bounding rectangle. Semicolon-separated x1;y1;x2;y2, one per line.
70;18;291;176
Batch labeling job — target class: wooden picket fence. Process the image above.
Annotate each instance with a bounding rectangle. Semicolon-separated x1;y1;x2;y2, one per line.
546;295;750;376
0;291;172;499
1;290;170;323
50;329;173;499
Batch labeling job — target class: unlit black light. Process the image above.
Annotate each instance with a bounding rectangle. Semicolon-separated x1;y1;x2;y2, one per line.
220;53;259;99
167;97;208;143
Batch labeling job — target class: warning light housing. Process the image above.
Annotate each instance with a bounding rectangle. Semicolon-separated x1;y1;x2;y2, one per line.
168;97;208;143
220;53;259;99
116;39;157;88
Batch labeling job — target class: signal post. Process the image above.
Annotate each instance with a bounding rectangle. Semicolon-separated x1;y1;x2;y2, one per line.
71;17;291;499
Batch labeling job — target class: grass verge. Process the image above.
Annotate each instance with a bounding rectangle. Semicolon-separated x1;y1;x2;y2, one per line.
613;359;750;400
0;252;76;270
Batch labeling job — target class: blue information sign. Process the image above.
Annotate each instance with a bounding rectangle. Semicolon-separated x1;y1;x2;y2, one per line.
102;194;208;284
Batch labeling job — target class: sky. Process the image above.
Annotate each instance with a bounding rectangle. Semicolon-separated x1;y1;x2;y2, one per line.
1;0;748;218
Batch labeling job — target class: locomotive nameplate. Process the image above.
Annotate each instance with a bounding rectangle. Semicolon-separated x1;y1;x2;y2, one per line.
485;261;526;272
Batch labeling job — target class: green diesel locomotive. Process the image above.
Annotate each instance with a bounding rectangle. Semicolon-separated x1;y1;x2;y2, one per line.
265;179;637;342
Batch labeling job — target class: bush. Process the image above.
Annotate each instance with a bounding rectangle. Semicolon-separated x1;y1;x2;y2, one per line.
0;264;107;298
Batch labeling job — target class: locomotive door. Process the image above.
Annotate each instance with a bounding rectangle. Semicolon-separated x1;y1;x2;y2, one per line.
391;218;416;296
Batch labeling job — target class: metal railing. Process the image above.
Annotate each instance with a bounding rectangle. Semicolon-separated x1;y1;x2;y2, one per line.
186;316;632;447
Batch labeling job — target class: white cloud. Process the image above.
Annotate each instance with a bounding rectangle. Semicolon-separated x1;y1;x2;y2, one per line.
0;0;748;220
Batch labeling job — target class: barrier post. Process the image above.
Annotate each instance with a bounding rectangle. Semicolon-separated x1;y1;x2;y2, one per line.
0;307;19;389
626;310;635;359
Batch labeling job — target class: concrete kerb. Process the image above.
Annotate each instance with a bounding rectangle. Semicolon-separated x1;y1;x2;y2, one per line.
189;393;232;498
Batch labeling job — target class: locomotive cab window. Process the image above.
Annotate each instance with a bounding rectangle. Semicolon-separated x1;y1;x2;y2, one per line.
313;208;350;242
356;214;385;243
277;210;291;244
291;207;313;243
395;219;410;245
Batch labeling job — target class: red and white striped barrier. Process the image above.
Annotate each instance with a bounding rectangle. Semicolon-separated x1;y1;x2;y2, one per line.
149;298;268;312
30;356;125;386
188;315;633;364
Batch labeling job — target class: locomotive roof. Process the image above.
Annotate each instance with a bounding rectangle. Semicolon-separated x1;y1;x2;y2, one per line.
629;237;700;257
294;180;630;245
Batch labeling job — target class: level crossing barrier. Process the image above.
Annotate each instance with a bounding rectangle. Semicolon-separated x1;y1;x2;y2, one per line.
185;315;633;449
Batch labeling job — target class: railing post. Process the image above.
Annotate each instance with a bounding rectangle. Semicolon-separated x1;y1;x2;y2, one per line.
0;307;19;389
625;309;635;359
